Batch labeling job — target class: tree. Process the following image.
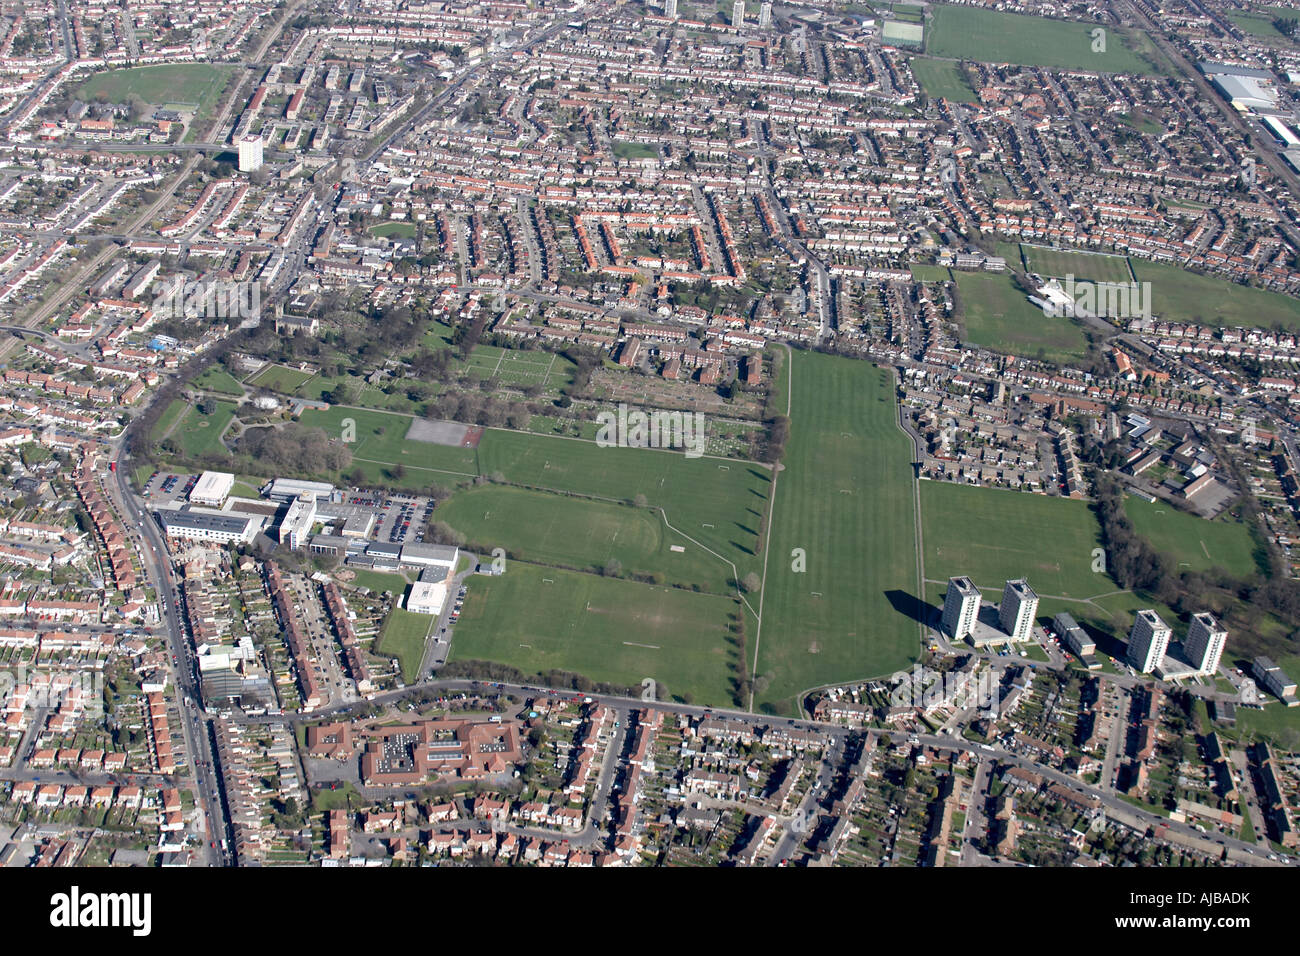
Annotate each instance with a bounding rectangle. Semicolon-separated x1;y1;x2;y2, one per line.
741;572;761;593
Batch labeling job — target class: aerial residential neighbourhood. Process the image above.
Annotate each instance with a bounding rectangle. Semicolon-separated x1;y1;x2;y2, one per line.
0;0;1294;914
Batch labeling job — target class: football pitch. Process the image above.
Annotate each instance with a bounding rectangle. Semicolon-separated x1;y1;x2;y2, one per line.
1123;497;1264;578
433;484;735;593
448;563;740;704
954;270;1090;363
754;352;920;714
909;57;977;102
922;481;1107;601
926;5;1166;75
1019;245;1134;284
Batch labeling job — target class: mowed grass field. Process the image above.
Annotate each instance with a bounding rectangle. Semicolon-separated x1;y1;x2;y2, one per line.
448;563;740;704
922;481;1108;601
909;56;977;102
248;364;317;392
1124;497;1264;578
1129;260;1300;331
477;429;770;583
433;484;733;592
756;352;920;714
376;607;432;683
175;401;237;458
296;404;770;579
73;63;234;109
926;5;1166;75
1019;245;1134;284
296;406;479;480
460;346;575;393
195;367;245;396
954;270;1090;363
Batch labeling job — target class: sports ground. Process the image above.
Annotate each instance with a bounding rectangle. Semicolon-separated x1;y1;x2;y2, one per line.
925;5;1166;75
149;341;1289;718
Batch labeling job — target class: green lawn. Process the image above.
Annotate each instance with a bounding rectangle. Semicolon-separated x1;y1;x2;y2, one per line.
612;141;658;160
1130;259;1300;331
368;222;416;239
954;270;1090;363
343;568;410;595
433;484;734;592
1124;498;1265;578
755;352;920;714
476;429;770;584
248;364;317;392
376;607;432;683
1227;6;1300;40
910;56;977;102
296;405;479;482
448;563;739;704
74;64;235;110
151;399;189;444
1019;244;1133;284
926;4;1166;75
174;401;237;459
923;482;1107;600
195;367;246;396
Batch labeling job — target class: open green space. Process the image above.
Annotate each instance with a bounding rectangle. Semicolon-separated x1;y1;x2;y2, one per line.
368;222;417;239
1019;244;1134;284
435;484;732;592
1124;497;1265;578
297;405;479;480
195;367;246;396
343;568;410;595
476;428;769;583
1129;259;1300;331
151;398;189;444
922;482;1106;600
926;4;1166;75
174;401;237;459
248;364;317;393
376;607;431;683
612;141;658;160
755;352;920;714
909;56;977;102
448;563;739;704
954;270;1090;363
1226;6;1300;40
73;63;234;110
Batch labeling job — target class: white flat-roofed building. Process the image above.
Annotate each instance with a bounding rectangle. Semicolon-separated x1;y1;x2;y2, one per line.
1185;612;1227;676
238;135;263;172
406;579;447;616
998;579;1039;642
263;477;334;502
941;576;980;642
157;509;258;544
398;542;459;569
1128;609;1171;674
279;494;318;549
189;471;234;508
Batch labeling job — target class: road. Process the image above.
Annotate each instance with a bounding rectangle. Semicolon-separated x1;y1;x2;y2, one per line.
106;459;231;866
